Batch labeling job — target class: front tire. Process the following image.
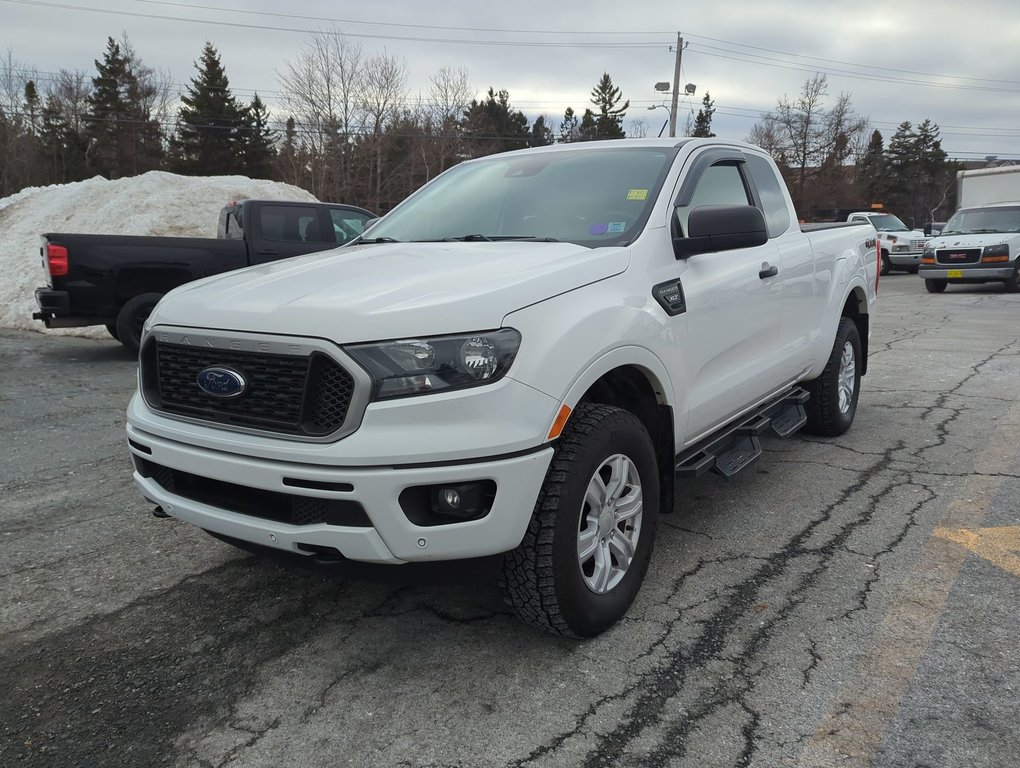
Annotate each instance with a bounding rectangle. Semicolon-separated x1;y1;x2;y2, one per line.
501;403;659;637
804;317;861;437
880;252;892;276
115;292;162;355
925;279;948;293
1004;268;1020;293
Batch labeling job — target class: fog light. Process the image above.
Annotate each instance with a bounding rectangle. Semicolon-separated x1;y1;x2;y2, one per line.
399;480;497;526
440;488;461;510
429;482;492;520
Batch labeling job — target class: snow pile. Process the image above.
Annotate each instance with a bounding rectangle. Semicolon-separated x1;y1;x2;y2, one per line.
0;171;317;337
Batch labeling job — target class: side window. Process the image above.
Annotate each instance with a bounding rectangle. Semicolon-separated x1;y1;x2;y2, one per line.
259;206;324;243
744;154;792;237
675;162;751;235
222;209;244;240
330;209;372;245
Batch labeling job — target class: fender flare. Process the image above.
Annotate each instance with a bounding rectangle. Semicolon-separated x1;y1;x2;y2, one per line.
558;345;676;413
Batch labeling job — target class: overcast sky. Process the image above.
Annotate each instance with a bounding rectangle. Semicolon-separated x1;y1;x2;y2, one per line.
4;0;1019;161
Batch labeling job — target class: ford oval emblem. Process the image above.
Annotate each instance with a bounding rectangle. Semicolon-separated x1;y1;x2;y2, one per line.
196;366;247;398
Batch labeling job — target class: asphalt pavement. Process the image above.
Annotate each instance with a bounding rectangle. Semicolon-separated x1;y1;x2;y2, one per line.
1;275;1018;768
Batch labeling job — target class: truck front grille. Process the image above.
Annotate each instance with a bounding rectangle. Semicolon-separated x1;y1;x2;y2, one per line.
141;341;355;437
910;239;927;250
936;248;981;265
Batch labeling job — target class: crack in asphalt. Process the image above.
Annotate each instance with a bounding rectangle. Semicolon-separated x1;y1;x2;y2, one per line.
914;341;1019;461
523;342;1004;768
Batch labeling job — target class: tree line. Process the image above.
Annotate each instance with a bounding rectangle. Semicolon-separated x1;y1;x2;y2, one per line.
0;33;955;223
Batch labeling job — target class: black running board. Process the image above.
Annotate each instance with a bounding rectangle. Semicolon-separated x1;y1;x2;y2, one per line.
675;387;809;479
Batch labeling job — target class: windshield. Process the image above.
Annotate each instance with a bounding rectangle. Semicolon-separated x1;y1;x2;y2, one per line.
866;213;910;232
363;146;678;247
940;206;1020;236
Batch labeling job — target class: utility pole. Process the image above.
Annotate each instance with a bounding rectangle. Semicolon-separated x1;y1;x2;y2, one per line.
669;32;683;137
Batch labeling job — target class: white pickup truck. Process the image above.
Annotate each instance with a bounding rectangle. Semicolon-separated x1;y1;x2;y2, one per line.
846;211;927;274
127;139;878;637
918;201;1020;293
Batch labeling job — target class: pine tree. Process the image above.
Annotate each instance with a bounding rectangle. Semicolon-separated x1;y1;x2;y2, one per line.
460;87;530;158
856;129;886;206
882;120;952;227
86;37;131;177
529;115;552;147
691;91;716;138
558;107;580;143
578;108;598;141
85;36;164;178
238;93;277;179
170;42;245;175
23;81;41;135
588;73;629;139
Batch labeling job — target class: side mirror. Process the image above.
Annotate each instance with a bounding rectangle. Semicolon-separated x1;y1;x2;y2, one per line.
673;204;769;259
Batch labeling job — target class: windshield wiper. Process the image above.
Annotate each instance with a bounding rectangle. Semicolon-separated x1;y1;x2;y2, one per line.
351;235;401;245
442;233;494;242
435;234;560;242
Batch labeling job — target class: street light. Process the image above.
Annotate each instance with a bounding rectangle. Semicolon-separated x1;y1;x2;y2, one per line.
647;104;671;138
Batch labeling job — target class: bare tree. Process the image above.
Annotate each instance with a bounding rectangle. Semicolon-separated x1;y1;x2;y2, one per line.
277;27;367;200
119;33;174;132
749;73;868;215
360;50;408;209
0;48;39;195
422;66;471;179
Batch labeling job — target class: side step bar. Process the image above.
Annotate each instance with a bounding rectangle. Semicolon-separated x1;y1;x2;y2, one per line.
675;387;809;480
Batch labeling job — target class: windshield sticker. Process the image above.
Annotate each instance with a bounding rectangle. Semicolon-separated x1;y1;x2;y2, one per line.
588;223;609;235
607;222;627;233
627;189;648;200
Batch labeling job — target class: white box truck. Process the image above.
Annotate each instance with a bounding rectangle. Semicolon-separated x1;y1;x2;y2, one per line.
957;166;1020;208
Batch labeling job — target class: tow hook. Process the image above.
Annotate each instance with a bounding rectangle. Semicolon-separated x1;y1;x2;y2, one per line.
152;505;171;519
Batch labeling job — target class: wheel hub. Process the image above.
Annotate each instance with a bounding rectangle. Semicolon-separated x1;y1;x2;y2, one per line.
577;453;644;594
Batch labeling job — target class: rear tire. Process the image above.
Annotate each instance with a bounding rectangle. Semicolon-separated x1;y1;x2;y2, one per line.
925;279;948;294
501;403;659;637
115;292;162;355
804;317;861;437
105;323;119;340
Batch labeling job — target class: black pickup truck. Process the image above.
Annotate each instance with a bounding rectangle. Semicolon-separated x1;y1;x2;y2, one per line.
33;199;375;353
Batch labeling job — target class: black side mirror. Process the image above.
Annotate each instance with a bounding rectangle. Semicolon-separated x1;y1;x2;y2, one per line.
673;204;769;259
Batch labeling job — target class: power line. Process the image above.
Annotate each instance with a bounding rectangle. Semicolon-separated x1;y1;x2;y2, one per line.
0;0;668;48
134;0;665;36
690;44;1020;95
129;1;1020;92
682;31;1020;87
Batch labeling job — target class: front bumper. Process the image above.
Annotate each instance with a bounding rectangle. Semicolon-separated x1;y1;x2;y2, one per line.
919;265;1016;281
887;251;922;267
127;424;554;564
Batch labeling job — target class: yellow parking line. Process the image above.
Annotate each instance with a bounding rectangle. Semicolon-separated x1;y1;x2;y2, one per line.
934;526;1020;579
798;401;1020;767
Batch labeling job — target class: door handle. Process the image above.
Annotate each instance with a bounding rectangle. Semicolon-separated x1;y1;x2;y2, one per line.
759;263;779;279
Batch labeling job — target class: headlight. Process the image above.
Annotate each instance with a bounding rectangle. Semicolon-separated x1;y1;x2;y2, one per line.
983;244;1009;258
345;329;521;399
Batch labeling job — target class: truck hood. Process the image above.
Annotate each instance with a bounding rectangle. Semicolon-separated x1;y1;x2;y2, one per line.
929;232;1020;249
877;229;925;240
149;241;630;342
